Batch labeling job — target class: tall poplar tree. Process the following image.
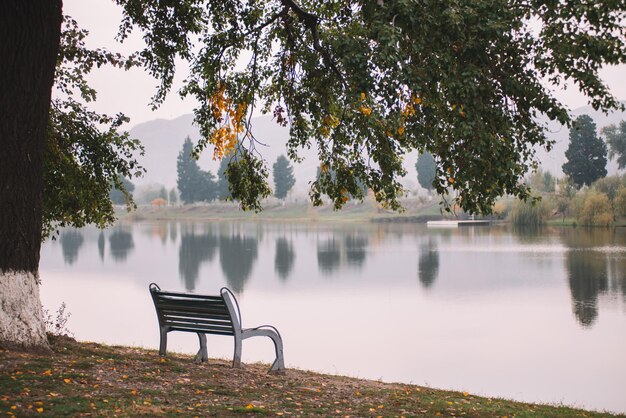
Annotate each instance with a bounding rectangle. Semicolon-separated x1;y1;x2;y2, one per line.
416;152;436;192
603;121;626;169
562;115;608;188
177;137;216;203
273;155;296;200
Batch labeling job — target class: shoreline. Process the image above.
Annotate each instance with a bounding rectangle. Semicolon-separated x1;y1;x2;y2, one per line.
1;337;622;417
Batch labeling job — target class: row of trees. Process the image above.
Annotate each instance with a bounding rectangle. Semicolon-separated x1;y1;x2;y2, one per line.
176;137;296;204
502;115;626;227
414;116;626;195
135;114;626;207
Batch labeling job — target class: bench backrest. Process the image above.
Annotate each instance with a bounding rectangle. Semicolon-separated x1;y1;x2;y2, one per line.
149;283;239;336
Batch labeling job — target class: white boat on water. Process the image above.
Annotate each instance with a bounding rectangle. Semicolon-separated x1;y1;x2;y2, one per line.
426;220;490;228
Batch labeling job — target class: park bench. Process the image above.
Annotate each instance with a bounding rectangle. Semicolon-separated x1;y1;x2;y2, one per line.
149;283;285;372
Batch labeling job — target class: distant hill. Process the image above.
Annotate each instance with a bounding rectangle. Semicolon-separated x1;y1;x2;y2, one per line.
130;114;320;197
130;102;626;195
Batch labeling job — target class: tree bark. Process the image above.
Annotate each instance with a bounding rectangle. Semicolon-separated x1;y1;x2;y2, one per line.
0;0;63;349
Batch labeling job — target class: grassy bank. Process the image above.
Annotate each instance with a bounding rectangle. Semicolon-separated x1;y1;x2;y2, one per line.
0;338;621;417
118;198;450;224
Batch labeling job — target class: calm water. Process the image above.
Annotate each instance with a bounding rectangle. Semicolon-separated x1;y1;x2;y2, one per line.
39;222;626;413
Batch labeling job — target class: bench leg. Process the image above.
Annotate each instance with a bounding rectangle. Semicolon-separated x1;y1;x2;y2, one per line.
241;327;285;373
158;327;168;356
194;333;208;364
232;336;243;368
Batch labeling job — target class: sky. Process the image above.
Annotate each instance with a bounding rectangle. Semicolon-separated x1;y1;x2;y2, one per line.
62;0;626;128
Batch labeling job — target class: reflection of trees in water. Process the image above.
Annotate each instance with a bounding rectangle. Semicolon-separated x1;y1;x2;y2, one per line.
345;235;368;268
178;230;218;291
219;233;258;294
566;250;608;327
97;231;105;261
317;238;340;275
274;238;295;281
418;239;439;289
169;222;178;244
510;225;547;244
561;228;611;328
60;230;84;265
109;229;134;262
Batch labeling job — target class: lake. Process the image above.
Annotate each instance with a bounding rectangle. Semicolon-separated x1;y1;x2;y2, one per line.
39;221;626;414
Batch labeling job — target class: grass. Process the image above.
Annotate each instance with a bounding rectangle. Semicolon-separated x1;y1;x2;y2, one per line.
118;197;449;224
0;336;622;417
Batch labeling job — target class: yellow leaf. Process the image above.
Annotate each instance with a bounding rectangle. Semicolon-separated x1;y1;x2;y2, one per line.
36;408;44;413
245;404;255;410
130;390;137;396
42;370;52;376
63;378;71;384
378;404;384;409
463;392;469;397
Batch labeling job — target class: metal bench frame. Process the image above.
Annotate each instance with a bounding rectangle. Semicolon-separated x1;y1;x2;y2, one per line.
149;283;285;372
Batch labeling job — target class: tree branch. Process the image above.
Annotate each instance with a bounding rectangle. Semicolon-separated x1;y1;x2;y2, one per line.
279;0;345;85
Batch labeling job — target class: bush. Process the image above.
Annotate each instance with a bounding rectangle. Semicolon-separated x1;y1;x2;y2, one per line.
43;302;73;338
613;186;626;217
492;200;510;219
508;199;548;226
577;190;613;226
592;176;621;201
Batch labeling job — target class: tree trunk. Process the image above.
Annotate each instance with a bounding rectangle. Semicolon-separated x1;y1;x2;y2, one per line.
0;1;63;349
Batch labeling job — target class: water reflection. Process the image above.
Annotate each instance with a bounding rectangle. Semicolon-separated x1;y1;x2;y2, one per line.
219;232;258;293
275;238;295;281
178;226;218;291
169;223;177;244
562;228;614;328
38;222;626;413
345;234;367;268
109;229;134;262
317;238;341;275
97;231;105;261
418;238;439;289
60;230;84;265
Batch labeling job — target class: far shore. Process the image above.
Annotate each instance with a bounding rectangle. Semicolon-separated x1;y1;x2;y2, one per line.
116;197;476;224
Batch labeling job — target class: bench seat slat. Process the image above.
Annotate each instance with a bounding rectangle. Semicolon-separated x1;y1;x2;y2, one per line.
161;309;231;321
165;319;233;331
157;298;226;306
155;292;223;301
156;299;229;309
156;303;230;315
168;324;234;335
162;316;233;328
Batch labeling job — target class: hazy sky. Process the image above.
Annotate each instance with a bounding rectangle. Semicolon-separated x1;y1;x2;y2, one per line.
63;0;626;127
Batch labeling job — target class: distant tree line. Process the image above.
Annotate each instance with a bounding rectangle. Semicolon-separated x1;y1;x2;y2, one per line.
175;137;297;205
501;114;626;227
